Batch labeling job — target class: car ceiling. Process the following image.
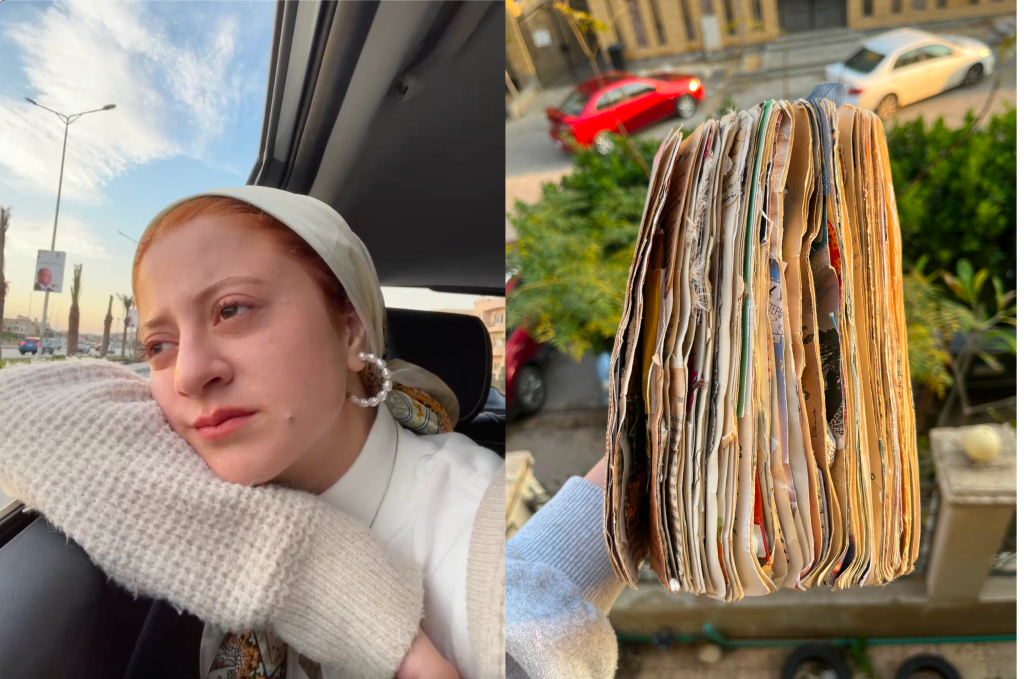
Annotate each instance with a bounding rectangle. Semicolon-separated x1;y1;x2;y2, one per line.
249;1;505;296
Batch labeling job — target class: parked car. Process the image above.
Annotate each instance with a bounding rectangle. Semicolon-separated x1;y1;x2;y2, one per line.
825;28;995;119
17;337;40;355
546;70;706;154
505;275;553;419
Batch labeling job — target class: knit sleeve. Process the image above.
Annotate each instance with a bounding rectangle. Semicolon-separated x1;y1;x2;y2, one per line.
0;359;422;679
505;477;626;679
465;469;506;679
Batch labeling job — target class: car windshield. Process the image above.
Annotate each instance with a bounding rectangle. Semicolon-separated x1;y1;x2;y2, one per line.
559;91;588;117
844;48;886;74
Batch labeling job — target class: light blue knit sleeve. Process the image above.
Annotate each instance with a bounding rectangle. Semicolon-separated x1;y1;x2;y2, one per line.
505;477;626;679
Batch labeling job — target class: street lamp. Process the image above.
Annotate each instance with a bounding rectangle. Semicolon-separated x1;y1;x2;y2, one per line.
25;98;116;353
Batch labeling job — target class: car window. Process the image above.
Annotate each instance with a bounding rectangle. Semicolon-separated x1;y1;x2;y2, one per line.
619;82;657;101
595;87;625;111
921;44;954;59
893;48;923;69
559;91;588;117
844;48;886;74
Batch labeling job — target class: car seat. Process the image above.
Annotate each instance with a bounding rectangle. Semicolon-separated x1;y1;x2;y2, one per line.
385;308;504;456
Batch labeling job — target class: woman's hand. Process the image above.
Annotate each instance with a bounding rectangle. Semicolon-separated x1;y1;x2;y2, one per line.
583;454;607;488
396;629;460;679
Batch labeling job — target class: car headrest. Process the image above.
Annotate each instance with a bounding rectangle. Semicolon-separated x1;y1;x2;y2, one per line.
385;309;492;423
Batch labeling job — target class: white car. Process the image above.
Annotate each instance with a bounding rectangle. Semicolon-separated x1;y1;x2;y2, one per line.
825;28;995;119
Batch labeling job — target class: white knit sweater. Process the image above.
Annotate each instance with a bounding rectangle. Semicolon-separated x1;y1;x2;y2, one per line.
0;359;504;678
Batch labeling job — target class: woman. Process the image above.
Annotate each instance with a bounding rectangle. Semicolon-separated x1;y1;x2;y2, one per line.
0;187;504;679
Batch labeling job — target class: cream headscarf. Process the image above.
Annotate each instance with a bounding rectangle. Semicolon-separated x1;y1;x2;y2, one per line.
140;186;460;433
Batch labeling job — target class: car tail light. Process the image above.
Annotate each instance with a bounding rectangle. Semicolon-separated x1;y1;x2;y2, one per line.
848;88;863;95
689;79;700;92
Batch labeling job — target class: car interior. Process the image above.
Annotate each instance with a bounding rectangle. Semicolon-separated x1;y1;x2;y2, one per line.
0;2;504;674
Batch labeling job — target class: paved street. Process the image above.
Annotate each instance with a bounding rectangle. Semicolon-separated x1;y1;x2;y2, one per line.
507;57;1014;187
506;16;1016;222
1;345;120;361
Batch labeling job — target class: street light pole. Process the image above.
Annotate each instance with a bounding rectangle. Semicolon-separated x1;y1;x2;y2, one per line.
25;98;115;345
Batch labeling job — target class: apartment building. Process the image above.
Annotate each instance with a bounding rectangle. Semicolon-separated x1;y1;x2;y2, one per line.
437;297;507;386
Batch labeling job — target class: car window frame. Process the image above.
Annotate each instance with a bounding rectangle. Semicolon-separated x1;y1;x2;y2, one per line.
559;90;589;117
593;86;626;112
893;47;924;70
618;81;658;102
844;47;886;74
920;43;954;60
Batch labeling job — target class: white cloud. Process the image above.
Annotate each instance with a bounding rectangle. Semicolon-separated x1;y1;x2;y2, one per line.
7;214;111;261
0;1;252;202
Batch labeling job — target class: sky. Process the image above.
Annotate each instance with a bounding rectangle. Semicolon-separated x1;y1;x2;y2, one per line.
0;0;476;336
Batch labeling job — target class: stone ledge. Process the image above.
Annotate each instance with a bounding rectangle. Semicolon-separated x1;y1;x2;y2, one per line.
931;425;1016;506
610;578;1016;637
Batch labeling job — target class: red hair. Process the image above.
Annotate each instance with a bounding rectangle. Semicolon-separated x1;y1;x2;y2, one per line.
133;196;349;326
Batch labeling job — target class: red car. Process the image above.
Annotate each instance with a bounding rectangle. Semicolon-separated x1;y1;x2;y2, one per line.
546;71;705;154
505;275;553;419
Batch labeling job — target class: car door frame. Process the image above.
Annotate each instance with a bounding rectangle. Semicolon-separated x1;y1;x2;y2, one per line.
919;42;962;95
582;85;627;143
889;46;929;105
614;80;662;132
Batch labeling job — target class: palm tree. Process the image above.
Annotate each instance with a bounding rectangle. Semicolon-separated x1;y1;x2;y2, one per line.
101;295;113;357
117;293;134;359
0;207;9;333
67;264;83;355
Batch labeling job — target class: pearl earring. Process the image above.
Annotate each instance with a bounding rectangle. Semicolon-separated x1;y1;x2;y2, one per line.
350;351;393;408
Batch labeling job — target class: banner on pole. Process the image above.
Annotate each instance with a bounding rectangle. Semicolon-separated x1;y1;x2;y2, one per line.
33;250;66;293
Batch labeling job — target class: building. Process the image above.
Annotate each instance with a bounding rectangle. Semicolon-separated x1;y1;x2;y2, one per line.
506;0;1014;88
2;315;39;338
473;297;506;385
437;297;507;387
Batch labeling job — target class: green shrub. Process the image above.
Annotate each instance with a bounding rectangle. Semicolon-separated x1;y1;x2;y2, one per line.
901;258;975;398
0;354;67;370
887;107;1016;285
716;95;738;119
506;135;664;359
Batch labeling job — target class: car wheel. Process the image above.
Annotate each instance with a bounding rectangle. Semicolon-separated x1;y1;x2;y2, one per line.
962;63;984;88
516;364;547;416
895;654;961;679
676;94;697;119
593;130;616;155
782;644;851;679
876;94;898;120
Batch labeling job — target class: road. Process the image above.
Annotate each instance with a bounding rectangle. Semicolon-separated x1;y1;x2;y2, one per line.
1;345;125;361
505;56;1016;186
